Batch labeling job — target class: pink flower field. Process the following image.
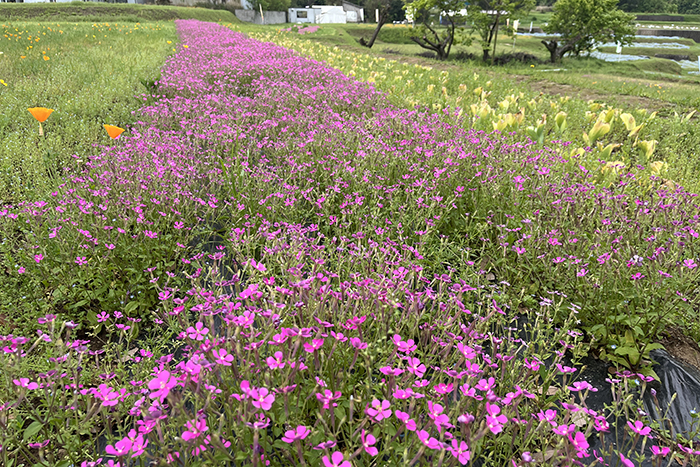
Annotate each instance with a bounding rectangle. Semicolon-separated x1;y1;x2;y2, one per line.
0;19;696;467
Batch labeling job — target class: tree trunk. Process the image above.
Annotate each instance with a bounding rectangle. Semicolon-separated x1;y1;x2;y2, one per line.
360;11;387;48
409;20;453;60
491;11;501;65
541;38;579;63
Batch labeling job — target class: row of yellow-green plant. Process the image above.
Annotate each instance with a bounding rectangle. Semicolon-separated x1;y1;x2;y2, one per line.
244;26;700;193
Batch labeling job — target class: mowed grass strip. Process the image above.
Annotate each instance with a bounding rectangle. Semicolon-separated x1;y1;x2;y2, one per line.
0;2;238;23
0;20;178;203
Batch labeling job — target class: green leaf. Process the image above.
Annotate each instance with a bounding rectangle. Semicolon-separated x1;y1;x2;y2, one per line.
272;439;289;450
70;299;89;310
23;420;43;441
124;301;140;314
644;343;665;352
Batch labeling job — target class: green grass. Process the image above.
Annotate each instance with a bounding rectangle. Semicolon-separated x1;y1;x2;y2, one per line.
0;20;179;203
269;22;700;109
0;2;239;23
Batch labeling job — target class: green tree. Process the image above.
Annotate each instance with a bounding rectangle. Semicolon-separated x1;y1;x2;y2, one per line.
541;0;635;63
251;0;291;12
468;0;534;62
619;0;677;12
404;0;469;59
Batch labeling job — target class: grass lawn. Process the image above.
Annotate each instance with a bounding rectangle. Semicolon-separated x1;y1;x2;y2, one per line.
0;20;179;203
0;1;238;23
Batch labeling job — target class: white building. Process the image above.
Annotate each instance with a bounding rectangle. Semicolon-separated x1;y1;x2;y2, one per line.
288;7;319;23
288;4;363;24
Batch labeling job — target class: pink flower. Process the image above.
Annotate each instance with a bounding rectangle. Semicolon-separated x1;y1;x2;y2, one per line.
366;399;391;422
651;446;670;457
349;337;367;349
552;423;575;436
395;410;417;429
266;351;285;369
485;402;508;434
448;439;471;465
392;334;417;353
94;384;120;407
105;438;132;457
568;431;589;458
405;357;426;378
213;348;234;366
28;440;49;449
684;259;697;269
250;387;275;410
186;322;209;341
568;381;597;392
627;420;651;436
303;338;324;353
34;254;43;263
619;453;635;467
555;364;577;374
417;430;442;450
316;390;342;409
75;256;88;266
361;430;378;456
433;383;453;395
537;409;558;426
281;425;310;443
475;377;495;392
428;401;451;432
322;451;351;467
147;370;178;401
182;418;208;441
128;431;148;457
379;366;404;376
13;378;39;390
315;440;337;450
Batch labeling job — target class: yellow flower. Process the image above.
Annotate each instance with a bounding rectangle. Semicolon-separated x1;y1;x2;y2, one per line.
103;124;125;139
28;107;53;123
0;79;6;86
43;55;49;61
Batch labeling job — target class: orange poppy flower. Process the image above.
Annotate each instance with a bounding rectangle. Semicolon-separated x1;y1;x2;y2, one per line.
28;107;53;123
103;124;125;139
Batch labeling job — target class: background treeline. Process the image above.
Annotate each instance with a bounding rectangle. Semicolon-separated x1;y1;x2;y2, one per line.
536;0;700;15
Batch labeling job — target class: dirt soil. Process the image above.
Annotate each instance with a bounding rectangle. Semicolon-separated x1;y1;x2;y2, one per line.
518;78;676;112
660;326;700;371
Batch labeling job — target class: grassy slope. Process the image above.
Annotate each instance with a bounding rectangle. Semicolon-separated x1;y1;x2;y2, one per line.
273;22;700;109
0;2;240;23
0;20;178;203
